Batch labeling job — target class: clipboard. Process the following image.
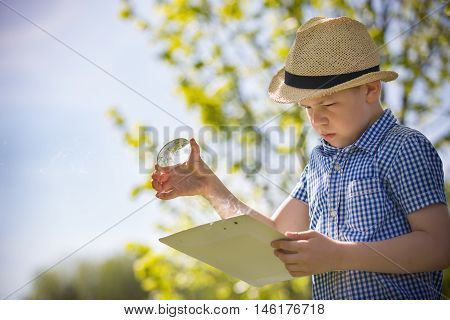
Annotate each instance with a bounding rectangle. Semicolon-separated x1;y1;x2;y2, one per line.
159;214;293;286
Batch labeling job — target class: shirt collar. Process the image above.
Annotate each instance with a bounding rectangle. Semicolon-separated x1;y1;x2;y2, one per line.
320;108;398;155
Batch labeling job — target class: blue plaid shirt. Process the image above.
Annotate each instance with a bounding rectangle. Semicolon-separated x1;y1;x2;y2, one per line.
291;108;447;299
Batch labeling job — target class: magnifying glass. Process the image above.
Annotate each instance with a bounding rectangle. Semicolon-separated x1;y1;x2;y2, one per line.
156;138;192;168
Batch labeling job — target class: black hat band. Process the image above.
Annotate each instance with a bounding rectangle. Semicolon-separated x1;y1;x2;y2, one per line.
284;65;380;89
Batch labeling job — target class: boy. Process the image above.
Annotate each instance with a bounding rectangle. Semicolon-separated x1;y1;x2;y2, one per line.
151;16;450;299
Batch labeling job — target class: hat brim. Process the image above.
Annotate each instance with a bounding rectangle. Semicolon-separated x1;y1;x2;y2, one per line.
268;67;398;104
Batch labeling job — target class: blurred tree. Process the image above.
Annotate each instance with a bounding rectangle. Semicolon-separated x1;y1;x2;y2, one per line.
126;242;311;299
110;0;450;299
27;255;147;300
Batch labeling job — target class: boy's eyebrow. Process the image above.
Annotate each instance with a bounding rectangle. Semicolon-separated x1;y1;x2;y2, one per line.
300;100;333;107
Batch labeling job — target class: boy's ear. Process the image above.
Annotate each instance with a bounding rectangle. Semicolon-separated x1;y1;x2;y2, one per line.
364;80;381;104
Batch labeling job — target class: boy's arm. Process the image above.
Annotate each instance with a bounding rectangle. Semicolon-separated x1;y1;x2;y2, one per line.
272;203;449;276
153;138;310;234
337;203;450;273
271;196;310;235
204;174;310;234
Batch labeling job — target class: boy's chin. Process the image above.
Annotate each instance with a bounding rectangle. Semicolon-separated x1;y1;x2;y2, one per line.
327;136;354;149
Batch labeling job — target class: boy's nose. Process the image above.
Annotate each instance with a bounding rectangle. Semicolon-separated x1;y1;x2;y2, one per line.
310;109;328;126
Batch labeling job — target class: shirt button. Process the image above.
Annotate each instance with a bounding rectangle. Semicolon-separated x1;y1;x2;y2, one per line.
330;209;337;217
334;163;342;171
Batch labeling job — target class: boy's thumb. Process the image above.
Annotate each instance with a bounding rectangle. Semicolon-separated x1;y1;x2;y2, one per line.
189;138;201;161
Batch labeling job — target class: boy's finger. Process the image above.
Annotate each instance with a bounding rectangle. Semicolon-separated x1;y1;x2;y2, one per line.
159;172;169;183
156;189;178;200
151;171;159;180
272;239;307;251
159;180;175;193
289;271;309;278
275;251;303;263
271;238;294;248
151;179;161;191
285;230;316;240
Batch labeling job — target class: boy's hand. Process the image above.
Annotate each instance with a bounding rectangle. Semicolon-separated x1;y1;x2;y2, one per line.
271;230;343;277
151;138;215;200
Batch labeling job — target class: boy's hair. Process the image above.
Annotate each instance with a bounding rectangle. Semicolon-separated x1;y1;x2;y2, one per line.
295;81;382;108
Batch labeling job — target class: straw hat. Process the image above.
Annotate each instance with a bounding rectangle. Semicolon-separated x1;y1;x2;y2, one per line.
268;16;398;104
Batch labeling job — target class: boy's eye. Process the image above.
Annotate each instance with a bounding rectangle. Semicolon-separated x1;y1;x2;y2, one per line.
301;103;334;109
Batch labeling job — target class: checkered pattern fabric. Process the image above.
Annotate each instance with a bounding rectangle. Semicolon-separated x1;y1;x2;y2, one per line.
291;108;447;299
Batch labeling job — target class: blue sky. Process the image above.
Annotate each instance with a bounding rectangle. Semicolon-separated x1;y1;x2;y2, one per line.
0;0;449;299
0;0;203;298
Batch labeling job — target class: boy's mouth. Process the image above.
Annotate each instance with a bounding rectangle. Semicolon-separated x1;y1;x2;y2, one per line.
321;133;336;140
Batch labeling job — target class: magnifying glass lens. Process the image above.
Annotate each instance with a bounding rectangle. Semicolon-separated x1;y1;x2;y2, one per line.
157;138;191;167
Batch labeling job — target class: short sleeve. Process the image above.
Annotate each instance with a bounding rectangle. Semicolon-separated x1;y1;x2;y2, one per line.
290;164;309;204
387;133;447;215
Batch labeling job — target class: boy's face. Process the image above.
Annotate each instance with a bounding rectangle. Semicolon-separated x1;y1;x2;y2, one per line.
299;82;382;148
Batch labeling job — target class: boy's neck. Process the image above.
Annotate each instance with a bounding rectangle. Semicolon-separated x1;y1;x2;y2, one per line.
366;103;384;130
352;103;384;144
